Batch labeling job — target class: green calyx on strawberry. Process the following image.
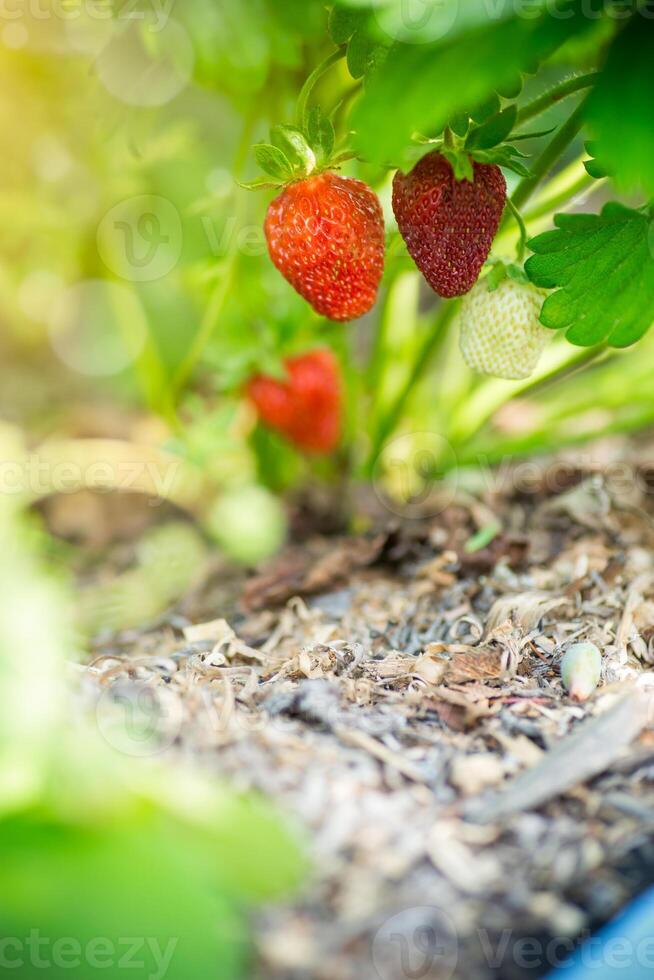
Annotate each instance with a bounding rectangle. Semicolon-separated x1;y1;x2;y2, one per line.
243;107;354;191
414;103;534;182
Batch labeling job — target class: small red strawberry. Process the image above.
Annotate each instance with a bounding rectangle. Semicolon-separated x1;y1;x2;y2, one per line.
392;151;506;298
264;173;385;322
247;349;341;454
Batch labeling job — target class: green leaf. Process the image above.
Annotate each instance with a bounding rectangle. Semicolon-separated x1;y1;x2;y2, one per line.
306;106;335;163
352;6;592;166
525;203;654;348
346;29;376;79
471;144;531;176
584;158;607;179
239;177;284;191
464;519;501;553
329;5;365;44
496;74;523;100
253;143;293;181
331;150;359;165
508;126;556;142
466;105;517;150
368;0;553;47
583;142;608;179
0;815;248;980
270;125;316;174
584;15;654;196
470;92;501;125
449;111;470;138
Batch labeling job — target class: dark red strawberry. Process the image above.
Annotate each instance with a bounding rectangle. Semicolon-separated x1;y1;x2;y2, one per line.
392;152;506;298
264;173;384;322
247;349;341;454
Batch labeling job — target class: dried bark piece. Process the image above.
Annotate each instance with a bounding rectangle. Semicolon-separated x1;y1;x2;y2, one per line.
242;533;387;610
464;689;653;823
424;643;505;683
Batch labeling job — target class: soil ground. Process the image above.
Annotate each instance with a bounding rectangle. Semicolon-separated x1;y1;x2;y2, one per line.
77;436;654;980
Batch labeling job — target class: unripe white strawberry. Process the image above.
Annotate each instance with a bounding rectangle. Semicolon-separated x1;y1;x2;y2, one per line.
457;276;551;380
560;642;602;702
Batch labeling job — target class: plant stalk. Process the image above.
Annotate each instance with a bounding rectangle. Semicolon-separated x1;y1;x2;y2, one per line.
509;97;588;216
367;300;458;469
296;47;346;131
516;72;599;127
171;116;254;400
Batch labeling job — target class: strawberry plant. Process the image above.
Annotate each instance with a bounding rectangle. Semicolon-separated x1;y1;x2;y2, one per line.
178;1;654;507
4;0;654;527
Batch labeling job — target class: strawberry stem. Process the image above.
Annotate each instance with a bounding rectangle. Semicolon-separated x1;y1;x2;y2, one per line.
171;115;255;400
509;98;588;215
505;198;527;261
296;47;346;133
515;72;599;127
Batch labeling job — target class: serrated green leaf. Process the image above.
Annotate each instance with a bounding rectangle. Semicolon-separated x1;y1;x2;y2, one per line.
525;203;654;348
585;16;654;196
306;106;335;163
352;6;593;166
328;5;365;44
270;125;316;174
253;143;293;181
466;105;517;150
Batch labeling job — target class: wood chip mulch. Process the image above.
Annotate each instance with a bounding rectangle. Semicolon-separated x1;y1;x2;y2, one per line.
79;438;654;980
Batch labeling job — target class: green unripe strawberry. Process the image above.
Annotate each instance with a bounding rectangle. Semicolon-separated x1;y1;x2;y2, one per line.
560;642;602;702
457;276;550;380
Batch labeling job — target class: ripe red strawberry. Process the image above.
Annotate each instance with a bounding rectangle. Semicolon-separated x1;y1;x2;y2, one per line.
247;349;341;454
264;173;384;322
392;152;506;298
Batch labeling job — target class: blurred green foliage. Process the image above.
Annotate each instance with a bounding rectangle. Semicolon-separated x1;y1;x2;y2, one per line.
0;438;305;978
